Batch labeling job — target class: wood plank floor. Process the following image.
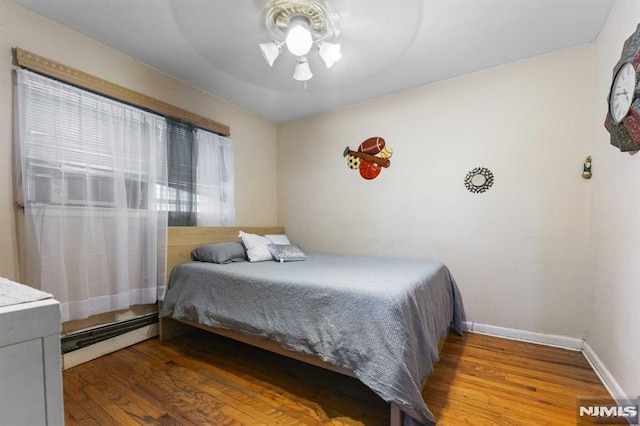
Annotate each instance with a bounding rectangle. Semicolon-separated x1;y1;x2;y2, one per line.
63;331;611;425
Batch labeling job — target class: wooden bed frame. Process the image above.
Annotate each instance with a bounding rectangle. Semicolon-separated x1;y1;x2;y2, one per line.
159;226;445;426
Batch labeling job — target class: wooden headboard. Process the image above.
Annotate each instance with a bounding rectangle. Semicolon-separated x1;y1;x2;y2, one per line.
167;226;285;278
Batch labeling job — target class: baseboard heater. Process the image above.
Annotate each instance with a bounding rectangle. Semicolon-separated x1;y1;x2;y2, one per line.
61;313;158;354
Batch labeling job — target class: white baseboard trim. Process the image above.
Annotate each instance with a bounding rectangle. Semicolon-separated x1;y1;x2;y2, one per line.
62;323;158;369
462;321;625;402
463;321;583;351
582;341;627;401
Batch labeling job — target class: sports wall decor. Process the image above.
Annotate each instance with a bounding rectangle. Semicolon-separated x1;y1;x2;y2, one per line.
604;23;640;152
344;137;393;180
464;167;494;194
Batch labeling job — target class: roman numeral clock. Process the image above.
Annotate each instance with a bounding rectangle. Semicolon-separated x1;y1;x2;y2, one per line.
605;24;640;152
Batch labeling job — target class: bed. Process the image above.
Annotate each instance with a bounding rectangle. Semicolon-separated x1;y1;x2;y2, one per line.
159;227;465;426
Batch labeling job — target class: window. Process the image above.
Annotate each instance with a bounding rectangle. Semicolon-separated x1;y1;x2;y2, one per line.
17;69;168;321
20;73;167;211
17;68;235;321
162;117;235;226
164;117;197;225
195;128;235;226
18;73;235;224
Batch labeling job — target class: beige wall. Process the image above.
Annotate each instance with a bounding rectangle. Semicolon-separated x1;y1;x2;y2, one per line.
0;0;278;282
278;46;594;339
587;0;640;398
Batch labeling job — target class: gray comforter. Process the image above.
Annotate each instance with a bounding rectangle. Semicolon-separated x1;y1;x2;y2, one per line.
160;253;465;425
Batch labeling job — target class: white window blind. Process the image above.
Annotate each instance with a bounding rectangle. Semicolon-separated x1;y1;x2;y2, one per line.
19;73;167;209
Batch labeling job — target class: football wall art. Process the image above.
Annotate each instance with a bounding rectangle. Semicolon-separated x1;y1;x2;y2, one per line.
343;137;393;180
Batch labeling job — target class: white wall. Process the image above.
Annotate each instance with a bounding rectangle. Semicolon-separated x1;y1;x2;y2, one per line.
586;0;640;399
278;46;594;339
0;0;278;282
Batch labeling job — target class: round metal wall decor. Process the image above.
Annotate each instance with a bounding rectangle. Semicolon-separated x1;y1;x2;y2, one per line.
464;167;494;194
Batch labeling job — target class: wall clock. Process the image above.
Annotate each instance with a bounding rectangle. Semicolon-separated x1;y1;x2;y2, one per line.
605;24;640;152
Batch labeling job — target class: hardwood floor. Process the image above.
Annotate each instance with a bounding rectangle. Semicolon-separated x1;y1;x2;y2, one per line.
63;331;610;425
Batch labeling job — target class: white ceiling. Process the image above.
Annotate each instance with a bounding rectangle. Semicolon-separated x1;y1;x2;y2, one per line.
12;0;614;123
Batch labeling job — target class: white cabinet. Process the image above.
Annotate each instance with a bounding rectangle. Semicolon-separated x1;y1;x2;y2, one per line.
0;296;63;425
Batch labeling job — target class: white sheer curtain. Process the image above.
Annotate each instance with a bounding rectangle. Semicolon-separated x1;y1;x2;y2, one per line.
17;69;168;322
195;129;235;226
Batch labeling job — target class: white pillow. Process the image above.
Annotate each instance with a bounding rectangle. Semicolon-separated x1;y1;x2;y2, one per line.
238;231;273;262
265;234;291;245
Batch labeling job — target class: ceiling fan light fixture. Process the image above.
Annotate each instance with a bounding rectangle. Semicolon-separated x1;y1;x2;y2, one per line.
259;0;341;84
293;57;313;81
259;41;281;66
318;41;341;68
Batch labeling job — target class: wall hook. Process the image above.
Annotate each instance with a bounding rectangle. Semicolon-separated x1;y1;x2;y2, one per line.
582;156;592;179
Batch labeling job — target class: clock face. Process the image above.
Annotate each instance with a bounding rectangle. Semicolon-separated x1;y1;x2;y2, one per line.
610;62;637;123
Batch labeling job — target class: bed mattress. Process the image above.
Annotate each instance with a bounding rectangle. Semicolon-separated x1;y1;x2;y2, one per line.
160;253;465;425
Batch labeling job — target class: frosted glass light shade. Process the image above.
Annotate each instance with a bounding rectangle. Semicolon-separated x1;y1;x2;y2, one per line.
259;41;281;66
318;42;341;68
293;58;313;81
286;25;313;56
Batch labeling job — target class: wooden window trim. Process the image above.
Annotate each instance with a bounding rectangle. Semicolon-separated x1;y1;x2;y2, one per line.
14;48;230;137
